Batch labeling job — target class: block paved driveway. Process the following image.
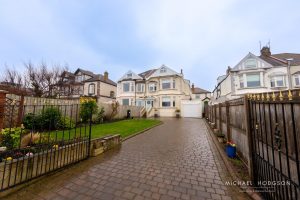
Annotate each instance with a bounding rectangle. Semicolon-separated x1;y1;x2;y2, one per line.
4;118;250;200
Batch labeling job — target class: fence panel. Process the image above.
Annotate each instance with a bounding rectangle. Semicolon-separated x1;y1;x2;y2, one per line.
0;101;92;191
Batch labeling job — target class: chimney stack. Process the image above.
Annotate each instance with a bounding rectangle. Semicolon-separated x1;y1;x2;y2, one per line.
181;69;183;74
104;71;108;81
260;46;271;57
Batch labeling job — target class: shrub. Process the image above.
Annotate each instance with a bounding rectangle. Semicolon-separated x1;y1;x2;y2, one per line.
23;113;42;130
40;107;62;130
80;101;98;123
93;107;105;124
0;127;27;149
59;117;76;129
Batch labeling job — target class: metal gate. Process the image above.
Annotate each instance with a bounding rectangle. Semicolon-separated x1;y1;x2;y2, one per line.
248;93;300;200
0;101;92;191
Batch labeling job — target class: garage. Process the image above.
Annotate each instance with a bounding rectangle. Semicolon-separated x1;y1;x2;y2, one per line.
181;100;202;118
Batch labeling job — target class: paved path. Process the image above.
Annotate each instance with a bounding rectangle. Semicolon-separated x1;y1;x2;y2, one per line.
4;118;249;200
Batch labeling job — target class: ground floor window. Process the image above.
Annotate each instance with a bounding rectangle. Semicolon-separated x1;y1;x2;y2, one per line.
136;100;144;107
162;97;171;107
270;76;285;87
122;99;129;105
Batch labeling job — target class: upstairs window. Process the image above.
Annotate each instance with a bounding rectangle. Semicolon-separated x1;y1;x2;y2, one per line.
195;95;200;99
239;75;244;88
88;83;95;95
160;67;166;73
162;79;171;89
127;73;132;78
245;59;257;69
136;83;145;92
294;74;300;86
149;83;157;92
123;83;130;92
270;76;285;88
110;91;115;98
246;74;260;87
173;79;176;89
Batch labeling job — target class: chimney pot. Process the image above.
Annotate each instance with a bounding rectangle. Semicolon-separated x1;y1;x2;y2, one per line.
104;71;108;81
260;46;271;57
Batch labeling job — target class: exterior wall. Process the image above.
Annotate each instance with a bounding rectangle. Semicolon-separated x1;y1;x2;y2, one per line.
83;81;116;102
116;74;192;117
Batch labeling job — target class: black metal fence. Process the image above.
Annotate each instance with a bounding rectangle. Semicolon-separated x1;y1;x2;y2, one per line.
0;101;92;191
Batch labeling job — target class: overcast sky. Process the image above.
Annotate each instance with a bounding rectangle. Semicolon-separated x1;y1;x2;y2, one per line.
1;0;300;90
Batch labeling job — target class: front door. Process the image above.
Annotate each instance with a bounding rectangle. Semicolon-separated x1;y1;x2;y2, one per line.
146;100;153;109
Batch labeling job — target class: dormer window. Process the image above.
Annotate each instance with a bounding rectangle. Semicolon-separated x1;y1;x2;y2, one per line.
127;73;132;78
160;67;166;73
245;59;257;69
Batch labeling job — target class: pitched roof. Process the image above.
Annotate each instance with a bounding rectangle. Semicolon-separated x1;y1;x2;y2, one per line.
192;87;210;94
138;69;157;78
271;53;300;66
259;55;286;66
75;68;95;77
85;74;117;86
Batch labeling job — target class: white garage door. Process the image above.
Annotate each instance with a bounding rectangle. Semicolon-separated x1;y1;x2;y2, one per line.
181;101;202;118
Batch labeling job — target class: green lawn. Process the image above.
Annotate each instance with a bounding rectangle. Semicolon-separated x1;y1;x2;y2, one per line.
50;119;161;140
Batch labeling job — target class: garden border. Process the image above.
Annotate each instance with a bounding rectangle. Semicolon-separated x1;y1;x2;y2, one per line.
204;120;262;200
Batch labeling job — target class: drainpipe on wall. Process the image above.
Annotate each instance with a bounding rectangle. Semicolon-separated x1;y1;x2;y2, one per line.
286;58;293;89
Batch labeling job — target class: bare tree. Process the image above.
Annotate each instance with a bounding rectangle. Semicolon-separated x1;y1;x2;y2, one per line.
1;65;24;88
24;62;67;97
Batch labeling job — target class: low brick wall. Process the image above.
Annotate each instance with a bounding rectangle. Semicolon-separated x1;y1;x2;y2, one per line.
90;135;121;156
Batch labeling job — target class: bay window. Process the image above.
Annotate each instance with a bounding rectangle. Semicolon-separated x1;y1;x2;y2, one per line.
123;83;130;92
239;75;244;88
246;74;260;87
162;79;171;89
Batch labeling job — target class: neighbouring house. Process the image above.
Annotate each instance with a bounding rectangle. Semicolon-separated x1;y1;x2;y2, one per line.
56;68;117;102
191;83;211;115
117;65;207;118
212;46;300;104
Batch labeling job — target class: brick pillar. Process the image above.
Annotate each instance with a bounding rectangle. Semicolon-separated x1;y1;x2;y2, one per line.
0;90;7;130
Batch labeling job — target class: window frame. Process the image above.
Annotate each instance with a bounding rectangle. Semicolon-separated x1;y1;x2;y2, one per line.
88;83;95;95
161;79;171;90
123;82;130;92
244;58;257;69
246;73;260;88
122;99;129;105
294;74;300;86
148;83;157;92
162;97;171;107
270;75;285;88
136;83;144;92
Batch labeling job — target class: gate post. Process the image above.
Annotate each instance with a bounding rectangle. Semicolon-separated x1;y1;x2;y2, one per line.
244;95;254;181
17;95;24;126
0;90;7;130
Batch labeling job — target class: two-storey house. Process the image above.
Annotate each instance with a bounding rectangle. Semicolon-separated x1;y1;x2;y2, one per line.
212;46;300;103
57;68;117;102
117;65;193;117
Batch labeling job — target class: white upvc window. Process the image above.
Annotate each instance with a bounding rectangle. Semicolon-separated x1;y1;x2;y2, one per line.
294;74;300;86
136;83;144;92
88;83;95;95
246;73;260;87
148;83;157;92
162;79;171;89
160;67;166;73
239;75;244;88
123;83;130;92
270;76;285;88
162;97;171;107
244;59;257;69
127;73;132;78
